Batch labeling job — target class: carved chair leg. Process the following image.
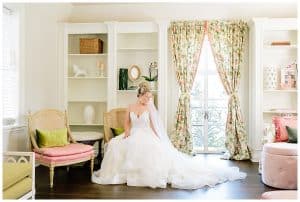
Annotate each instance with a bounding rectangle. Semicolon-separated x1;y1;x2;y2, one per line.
90;156;94;176
50;166;54;188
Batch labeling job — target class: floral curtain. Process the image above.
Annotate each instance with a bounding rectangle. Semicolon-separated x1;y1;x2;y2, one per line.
207;20;251;160
169;21;206;154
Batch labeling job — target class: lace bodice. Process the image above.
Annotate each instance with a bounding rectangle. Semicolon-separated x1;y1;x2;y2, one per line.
130;111;150;129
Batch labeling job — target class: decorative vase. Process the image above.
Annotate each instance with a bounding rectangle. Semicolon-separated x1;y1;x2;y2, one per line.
119;68;128;90
262;123;275;145
96;61;105;77
264;67;277;90
83;105;95;124
99;64;105;77
149;81;157;90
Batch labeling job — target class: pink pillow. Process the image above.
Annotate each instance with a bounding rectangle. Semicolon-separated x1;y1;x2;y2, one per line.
272;116;297;142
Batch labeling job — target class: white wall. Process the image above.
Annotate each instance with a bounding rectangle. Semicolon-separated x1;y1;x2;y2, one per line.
24;3;72;112
2;3;72;152
22;2;297;136
69;3;297;22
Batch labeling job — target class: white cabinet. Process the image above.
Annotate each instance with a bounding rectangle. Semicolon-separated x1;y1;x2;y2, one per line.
249;18;297;162
63;23;109;133
62;22;169;133
115;23;159;108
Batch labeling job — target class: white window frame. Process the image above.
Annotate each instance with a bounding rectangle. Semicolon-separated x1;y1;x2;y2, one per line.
191;35;227;154
1;4;26;129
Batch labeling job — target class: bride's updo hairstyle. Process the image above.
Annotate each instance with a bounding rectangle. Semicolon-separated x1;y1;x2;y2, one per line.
137;82;150;97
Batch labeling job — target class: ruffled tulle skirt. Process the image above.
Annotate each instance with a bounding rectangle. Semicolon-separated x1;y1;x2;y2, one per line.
92;127;246;189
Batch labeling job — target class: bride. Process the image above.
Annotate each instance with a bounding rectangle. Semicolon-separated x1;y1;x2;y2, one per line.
92;82;246;189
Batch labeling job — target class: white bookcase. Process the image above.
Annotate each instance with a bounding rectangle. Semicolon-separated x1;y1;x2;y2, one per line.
62;22;169;133
249;18;297;162
116;23;159;108
63;23;109;132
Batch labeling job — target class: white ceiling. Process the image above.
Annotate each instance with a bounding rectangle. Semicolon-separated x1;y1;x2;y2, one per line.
68;2;297;22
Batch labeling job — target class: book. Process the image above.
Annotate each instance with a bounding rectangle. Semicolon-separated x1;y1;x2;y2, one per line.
271;41;291;46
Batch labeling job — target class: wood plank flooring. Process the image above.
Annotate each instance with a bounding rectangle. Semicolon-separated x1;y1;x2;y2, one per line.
35;154;278;199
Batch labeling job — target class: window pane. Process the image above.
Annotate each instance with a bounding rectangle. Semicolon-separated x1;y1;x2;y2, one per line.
2;70;18;118
191;75;204;99
191;107;204;125
190;97;203;108
1;8;19;120
191;126;204;150
207;100;227;122
208;75;227;99
207;100;227;151
190;35;227;153
207;123;226;151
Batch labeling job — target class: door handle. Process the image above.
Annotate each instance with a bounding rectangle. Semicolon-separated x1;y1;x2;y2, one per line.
204;111;209;119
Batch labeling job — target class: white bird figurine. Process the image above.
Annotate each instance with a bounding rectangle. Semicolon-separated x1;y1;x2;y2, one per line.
73;64;87;77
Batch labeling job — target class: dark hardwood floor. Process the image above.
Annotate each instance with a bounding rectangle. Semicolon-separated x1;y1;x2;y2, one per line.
35;154;277;199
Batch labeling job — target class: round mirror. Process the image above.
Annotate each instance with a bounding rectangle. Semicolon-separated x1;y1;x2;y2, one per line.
128;65;141;81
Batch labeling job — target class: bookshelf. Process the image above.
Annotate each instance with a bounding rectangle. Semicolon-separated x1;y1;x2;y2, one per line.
249;18;297;162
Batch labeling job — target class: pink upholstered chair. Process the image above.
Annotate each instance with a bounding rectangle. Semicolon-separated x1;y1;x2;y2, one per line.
28;109;94;188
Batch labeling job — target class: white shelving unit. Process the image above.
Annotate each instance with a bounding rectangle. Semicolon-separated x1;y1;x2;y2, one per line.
263;45;297;49
117;48;158;51
63;23;109;132
249;18;297;162
68;76;108;79
68;53;108;56
62;22;169;132
116;90;158;92
264;89;297;93
115;23;159;108
263;110;297;114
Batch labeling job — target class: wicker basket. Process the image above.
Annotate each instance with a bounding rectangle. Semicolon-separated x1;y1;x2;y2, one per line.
80;38;103;54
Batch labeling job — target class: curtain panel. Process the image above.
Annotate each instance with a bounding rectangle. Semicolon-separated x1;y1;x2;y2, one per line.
169;21;206;154
207;20;251;160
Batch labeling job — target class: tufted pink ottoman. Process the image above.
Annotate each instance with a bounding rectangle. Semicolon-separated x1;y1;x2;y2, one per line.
261;143;297;189
261;191;298;199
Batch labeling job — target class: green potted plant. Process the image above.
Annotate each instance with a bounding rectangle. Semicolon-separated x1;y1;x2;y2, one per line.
142;75;158;90
142;61;158;90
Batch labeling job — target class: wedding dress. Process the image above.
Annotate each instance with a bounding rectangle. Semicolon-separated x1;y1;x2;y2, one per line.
92;101;246;189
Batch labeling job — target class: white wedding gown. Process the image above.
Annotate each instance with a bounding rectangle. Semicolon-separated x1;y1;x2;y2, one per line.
92;110;246;189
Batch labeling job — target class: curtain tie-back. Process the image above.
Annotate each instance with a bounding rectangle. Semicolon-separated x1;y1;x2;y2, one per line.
229;92;239;102
179;92;190;98
229;92;238;97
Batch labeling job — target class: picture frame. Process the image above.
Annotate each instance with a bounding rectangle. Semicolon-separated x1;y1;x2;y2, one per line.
280;63;297;89
128;65;141;82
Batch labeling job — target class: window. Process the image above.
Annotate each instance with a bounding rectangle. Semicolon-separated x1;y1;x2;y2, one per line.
1;6;19;123
190;35;228;153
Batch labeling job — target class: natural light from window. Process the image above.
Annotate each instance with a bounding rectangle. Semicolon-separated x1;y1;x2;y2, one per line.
190;35;228;153
1;6;19;124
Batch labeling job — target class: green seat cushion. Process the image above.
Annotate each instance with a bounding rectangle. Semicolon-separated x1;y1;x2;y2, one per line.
286;126;297;143
3;162;32;190
3;177;32;199
111;127;125;136
36;128;69;148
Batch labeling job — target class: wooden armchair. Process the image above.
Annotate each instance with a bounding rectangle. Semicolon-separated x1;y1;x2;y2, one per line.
28;109;94;188
103;108;127;142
